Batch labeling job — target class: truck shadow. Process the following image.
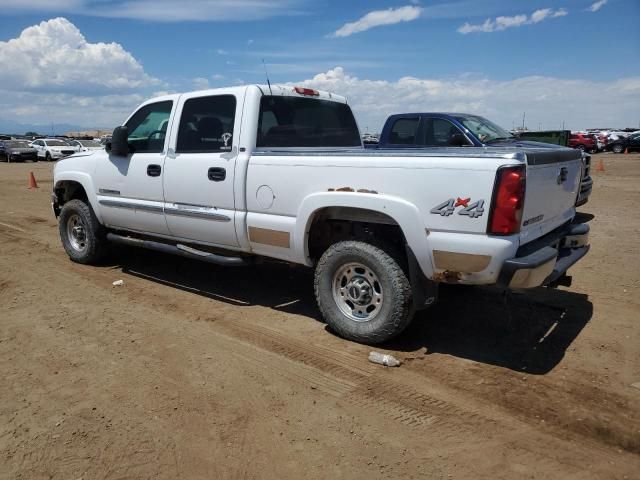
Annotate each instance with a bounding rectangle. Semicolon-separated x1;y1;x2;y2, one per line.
112;247;592;375
387;285;593;375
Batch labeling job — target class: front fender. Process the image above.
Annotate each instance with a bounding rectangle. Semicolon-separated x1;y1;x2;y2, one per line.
294;191;434;278
53;171;103;224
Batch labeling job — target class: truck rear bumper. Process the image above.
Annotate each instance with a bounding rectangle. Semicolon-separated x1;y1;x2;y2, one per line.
498;222;590;289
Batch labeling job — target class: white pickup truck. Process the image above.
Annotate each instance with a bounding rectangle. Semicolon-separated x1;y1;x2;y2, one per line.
52;85;590;343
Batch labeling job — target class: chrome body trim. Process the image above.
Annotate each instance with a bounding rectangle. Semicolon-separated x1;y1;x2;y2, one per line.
98;199;164;214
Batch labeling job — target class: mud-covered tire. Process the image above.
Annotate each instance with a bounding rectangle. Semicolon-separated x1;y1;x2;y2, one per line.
314;240;413;344
58;199;108;264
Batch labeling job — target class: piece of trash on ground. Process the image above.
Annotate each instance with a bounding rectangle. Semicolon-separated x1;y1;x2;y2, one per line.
112;280;124;286
368;351;401;367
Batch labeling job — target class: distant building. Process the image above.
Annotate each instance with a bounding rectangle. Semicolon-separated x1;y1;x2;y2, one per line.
64;129;112;138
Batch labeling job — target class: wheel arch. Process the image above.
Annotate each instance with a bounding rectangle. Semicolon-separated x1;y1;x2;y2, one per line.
295;192;434;278
53;173;103;223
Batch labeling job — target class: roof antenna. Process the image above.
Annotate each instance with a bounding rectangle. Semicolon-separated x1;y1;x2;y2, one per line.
262;59;273;96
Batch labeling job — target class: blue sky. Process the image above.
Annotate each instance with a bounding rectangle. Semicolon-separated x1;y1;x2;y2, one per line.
0;0;638;133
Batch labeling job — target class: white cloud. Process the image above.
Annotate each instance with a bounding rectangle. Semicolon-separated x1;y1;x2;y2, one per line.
216;49;228;55
458;8;567;34
0;17;160;92
332;5;422;38
0;0;306;22
587;0;608;12
192;77;210;90
295;67;640;132
211;74;225;80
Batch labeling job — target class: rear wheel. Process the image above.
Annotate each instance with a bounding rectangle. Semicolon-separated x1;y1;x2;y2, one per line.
314;240;413;344
58;199;108;264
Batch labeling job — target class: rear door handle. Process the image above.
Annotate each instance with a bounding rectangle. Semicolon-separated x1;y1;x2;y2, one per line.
147;164;162;177
208;167;226;182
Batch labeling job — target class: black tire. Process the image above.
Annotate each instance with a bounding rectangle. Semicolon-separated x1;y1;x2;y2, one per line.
58;199;108;264
576;144;586;152
45;152;52;162
612;144;624;154
314;240;413;344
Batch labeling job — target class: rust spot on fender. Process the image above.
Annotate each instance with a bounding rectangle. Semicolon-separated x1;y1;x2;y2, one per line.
327;187;378;194
432;270;462;284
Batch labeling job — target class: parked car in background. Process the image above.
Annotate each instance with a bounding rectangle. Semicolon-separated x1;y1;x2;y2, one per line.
607;132;640;153
0;140;38;162
568;132;598;154
373;113;592;206
29;138;76;161
68;139;104;152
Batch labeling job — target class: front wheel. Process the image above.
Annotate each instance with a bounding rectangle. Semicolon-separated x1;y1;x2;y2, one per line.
314;241;413;344
612;144;624;154
45;152;52;162
58;199;108;264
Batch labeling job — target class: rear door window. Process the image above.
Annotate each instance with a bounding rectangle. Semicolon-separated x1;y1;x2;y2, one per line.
257;96;361;148
388;118;419;145
176;95;236;153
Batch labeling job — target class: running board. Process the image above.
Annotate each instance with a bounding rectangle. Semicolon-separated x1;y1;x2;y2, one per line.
106;233;252;267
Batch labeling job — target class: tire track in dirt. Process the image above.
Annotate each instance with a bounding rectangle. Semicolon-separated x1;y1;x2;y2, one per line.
2;221;639;479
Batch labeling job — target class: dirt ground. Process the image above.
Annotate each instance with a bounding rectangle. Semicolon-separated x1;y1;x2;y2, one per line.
0;153;639;479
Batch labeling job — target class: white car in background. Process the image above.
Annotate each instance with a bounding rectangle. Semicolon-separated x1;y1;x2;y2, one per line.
30;138;77;161
67;139;104;152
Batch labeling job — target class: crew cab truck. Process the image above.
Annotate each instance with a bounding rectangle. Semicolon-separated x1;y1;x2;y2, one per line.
52;85;590;344
375;113;593;206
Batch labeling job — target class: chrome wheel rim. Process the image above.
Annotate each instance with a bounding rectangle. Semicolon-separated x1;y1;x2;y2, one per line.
67;214;88;252
332;262;383;322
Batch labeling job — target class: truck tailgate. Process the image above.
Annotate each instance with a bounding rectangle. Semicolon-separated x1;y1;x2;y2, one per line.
519;149;583;245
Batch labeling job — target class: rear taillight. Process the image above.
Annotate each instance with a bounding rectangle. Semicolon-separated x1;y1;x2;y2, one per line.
488;165;526;235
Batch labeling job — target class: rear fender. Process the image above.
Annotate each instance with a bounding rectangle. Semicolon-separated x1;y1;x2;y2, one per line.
295;192;433;278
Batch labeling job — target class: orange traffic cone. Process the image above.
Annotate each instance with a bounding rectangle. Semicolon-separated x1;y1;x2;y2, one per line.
28;172;39;189
595;159;605;172
625;148;629;154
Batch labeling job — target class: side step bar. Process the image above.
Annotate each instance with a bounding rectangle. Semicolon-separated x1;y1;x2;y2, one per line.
106;233;253;267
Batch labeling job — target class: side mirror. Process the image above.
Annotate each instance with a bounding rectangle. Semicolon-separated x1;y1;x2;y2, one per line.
449;133;471;147
108;126;129;156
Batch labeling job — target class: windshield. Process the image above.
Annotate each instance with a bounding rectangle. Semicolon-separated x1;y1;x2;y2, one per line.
46;140;69;146
7;141;30;148
453;115;513;143
79;140;100;147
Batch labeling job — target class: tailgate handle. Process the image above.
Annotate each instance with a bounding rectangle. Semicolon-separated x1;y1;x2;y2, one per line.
557;167;568;184
208;167;226;182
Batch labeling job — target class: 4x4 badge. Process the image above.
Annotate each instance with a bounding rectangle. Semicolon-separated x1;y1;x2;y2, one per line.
431;198;485;218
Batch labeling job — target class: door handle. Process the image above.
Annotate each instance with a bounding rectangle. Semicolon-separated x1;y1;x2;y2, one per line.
147;164;162;177
208;167;226;182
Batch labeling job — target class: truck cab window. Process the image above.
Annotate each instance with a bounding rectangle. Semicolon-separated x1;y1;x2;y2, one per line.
389;118;419;145
257;96;360;148
125;101;173;153
424;118;466;147
176;95;236;153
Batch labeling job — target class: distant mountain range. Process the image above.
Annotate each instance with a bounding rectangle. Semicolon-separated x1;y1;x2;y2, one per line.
0;119;110;136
